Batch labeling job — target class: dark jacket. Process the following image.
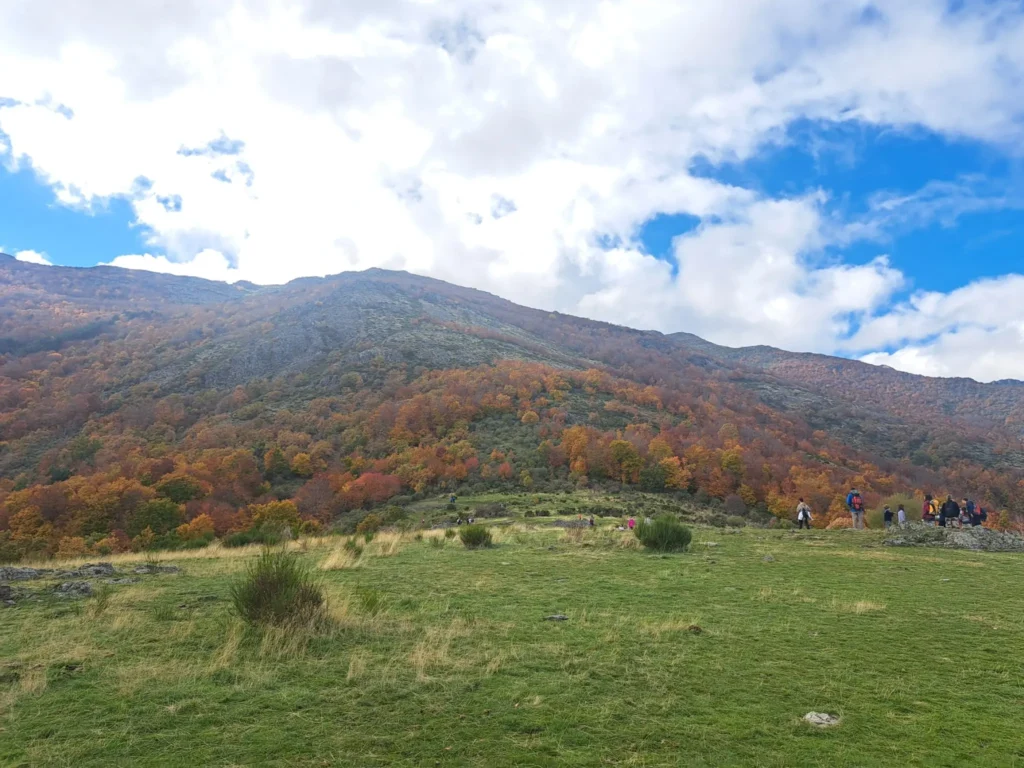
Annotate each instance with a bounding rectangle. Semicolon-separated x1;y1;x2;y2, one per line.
940;500;960;519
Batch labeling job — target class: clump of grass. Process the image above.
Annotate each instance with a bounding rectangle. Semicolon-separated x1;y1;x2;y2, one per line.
459;524;493;549
86;585;114;618
230;548;325;626
429;536;446;549
357;587;387;616
444;528;456;540
152;604;178;622
635;517;692;552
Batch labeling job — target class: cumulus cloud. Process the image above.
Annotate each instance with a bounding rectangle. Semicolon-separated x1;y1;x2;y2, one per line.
1;0;1024;378
14;249;53;265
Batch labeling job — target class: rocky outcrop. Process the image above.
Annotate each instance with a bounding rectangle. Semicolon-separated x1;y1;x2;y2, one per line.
884;525;1024;553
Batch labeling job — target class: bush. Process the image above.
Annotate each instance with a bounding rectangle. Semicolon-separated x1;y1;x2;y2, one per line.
223;528;282;548
356;513;383;534
726;515;746;528
444;528;456;539
459;524;493;549
635;517;692;552
230;548;325;626
826;517;853;530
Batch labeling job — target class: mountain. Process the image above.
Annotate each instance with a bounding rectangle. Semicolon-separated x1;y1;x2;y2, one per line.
1;254;1022;558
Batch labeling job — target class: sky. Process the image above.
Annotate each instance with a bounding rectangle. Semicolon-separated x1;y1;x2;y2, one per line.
2;1;1024;381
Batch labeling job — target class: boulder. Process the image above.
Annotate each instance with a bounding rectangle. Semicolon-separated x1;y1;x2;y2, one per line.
885;524;1024;553
1;584;16;605
803;712;840;727
55;581;93;597
132;564;182;575
0;567;48;582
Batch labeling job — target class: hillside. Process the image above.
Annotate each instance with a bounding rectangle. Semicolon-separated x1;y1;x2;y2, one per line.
2;254;1023;559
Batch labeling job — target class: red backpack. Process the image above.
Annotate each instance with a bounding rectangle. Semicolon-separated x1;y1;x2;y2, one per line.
852;494;864;511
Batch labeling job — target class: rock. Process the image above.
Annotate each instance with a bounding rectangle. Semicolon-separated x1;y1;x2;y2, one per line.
0;567;48;582
78;562;115;577
105;577;140;585
1;585;16;605
544;614;569;621
55;581;93;597
803;712;840;727
762;555;775;563
132;564;182;575
705;542;720;548
885;524;1024;553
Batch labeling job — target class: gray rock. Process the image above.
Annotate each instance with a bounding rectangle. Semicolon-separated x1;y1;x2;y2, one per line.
885;524;1024;553
77;562;115;577
804;712;840;727
762;555;776;563
0;567;49;582
544;614;569;621
55;581;93;597
0;585;16;604
132;564;182;575
105;577;140;585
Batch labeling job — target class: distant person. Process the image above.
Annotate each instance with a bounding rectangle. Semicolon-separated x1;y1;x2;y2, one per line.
796;499;812;529
455;517;463;526
883;505;893;529
922;495;937;526
897;504;907;528
939;496;959;528
972;505;986;527
627;517;636;530
846;489;865;530
449;493;457;504
588;516;595;527
959;501;972;528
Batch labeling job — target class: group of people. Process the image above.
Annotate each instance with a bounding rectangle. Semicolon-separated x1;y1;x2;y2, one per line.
793;490;988;530
920;494;987;528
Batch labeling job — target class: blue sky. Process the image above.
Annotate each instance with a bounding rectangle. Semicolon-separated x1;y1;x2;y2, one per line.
2;0;1024;381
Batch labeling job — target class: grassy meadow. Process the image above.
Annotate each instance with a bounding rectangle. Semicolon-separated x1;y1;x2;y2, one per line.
2;518;1024;767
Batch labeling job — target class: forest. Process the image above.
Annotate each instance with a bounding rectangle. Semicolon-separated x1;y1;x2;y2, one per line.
2;256;1023;562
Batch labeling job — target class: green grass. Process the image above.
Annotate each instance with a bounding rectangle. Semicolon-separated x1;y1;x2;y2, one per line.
2;526;1024;766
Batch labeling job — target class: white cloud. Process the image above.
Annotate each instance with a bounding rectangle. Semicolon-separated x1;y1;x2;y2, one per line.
14;249;53;265
1;1;1024;378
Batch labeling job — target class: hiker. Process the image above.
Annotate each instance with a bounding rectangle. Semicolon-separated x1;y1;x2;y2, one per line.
455;517;463;526
883;505;894;529
922;495;937;526
939;496;960;528
897;504;907;528
846;489;865;530
588;516;595;527
627;517;636;530
796;498;812;529
959;501;972;528
972;505;987;527
449;493;457;504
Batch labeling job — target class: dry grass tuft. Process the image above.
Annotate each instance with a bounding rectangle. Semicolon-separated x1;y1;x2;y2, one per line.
831;599;887;614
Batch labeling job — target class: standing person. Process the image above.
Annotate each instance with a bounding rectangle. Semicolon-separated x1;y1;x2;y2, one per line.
588;515;595;527
939;495;960;528
796;499;813;529
897;504;907;528
972;505;986;527
846;489;865;530
883;505;894;529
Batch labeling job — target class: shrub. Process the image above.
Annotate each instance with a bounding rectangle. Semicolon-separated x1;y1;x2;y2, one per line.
445;503;457;511
355;513;383;534
635;517;692;552
776;518;794;530
459;524;493;549
429;536;445;549
704;512;727;528
444;528;456;539
230;548;325;626
726;515;746;528
223;528;282;548
826;517;853;530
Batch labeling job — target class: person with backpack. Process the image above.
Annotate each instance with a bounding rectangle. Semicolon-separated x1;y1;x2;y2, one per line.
796;499;813;529
922;495;937;526
939;495;960;528
883;505;894;529
846;489;865;529
972;505;987;527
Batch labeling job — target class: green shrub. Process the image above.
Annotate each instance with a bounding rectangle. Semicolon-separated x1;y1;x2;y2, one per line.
726;515;746;528
363;532;374;544
413;532;423;542
222;528;281;548
459;524;493;549
430;536;445;549
635;517;692;552
356;513;383;534
444;528;456;539
230;548;325;626
776;518;794;530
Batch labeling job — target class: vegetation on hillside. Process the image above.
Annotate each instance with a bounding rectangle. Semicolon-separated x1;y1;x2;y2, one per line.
2;259;1024;562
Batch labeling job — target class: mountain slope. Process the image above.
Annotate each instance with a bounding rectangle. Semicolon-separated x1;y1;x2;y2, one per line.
2;257;1022;560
